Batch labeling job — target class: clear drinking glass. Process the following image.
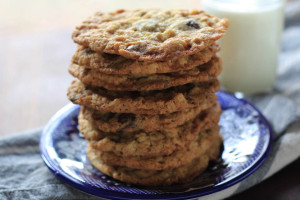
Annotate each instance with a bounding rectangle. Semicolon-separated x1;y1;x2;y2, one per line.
202;0;285;95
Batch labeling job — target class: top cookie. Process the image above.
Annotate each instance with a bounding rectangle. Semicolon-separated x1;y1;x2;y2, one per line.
72;9;228;61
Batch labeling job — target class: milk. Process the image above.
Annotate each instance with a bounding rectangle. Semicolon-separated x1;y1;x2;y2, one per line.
203;0;284;94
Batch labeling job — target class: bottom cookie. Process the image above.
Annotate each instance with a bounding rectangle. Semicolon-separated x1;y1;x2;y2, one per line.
86;132;223;186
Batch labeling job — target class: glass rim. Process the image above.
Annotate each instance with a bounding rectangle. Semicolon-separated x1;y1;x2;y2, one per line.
203;0;285;7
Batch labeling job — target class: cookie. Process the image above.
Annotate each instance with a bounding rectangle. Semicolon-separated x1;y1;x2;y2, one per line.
87;148;219;186
71;43;219;75
67;79;220;114
89;127;222;170
72;9;228;61
69;56;222;91
80;103;221;133
79;103;221;157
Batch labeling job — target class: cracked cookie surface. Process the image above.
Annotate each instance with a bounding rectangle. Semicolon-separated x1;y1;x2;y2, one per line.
67;79;219;114
69;56;222;91
89;127;222;170
79;103;221;157
72;9;228;61
80;103;220;133
71;43;219;75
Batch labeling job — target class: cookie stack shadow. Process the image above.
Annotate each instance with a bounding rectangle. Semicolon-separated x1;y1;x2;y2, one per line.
67;9;228;186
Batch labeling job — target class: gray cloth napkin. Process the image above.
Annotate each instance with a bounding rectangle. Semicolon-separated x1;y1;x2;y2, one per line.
1;2;300;200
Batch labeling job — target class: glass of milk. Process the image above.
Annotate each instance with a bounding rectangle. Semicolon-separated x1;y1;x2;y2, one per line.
202;0;285;95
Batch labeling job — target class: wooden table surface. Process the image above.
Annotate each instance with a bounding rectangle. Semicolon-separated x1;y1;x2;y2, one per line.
1;0;299;199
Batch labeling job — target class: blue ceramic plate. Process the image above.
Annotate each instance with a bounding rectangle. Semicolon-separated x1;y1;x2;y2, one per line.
40;91;273;200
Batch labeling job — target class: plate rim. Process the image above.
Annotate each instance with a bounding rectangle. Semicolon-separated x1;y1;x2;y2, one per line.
40;91;273;200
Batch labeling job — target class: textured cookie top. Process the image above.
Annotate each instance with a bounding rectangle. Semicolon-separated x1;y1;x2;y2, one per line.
67;79;219;114
90;126;222;170
72;43;219;75
79;103;221;157
80;105;209;133
69;56;222;91
72;9;228;61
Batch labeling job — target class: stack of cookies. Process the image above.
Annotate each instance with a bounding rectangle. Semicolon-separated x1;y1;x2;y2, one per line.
67;9;228;186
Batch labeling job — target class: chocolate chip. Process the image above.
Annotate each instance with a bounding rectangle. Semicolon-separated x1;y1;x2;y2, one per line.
93;112;116;122
158;160;165;164
186;20;200;29
84;48;94;54
118;113;136;124
103;53;119;60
